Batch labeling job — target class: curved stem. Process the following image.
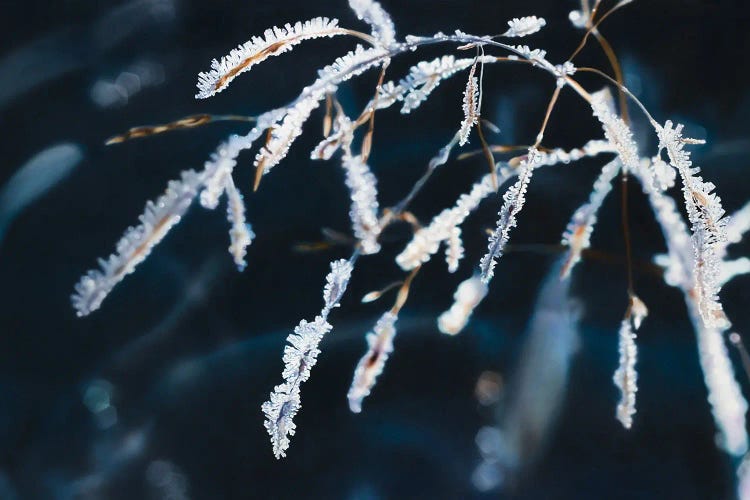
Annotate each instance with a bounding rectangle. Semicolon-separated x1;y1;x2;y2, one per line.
568;0;633;62
534;85;563;148
621;173;635;297
342;28;379;47
573;67;659;127
105;114;257;145
592;30;630;124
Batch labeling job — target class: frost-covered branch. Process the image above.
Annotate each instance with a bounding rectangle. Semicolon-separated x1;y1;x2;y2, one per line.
479;148;540;283
633;159;748;456
381;55;494;114
72;170;204;316
341;152;381;254
262;258;353;458
502;16;547;38
396;140;616;274
347;311;398;412
590;89;639;173
348;0;396;47
396;172;497;272
196;18;352;99
438;276;488;335
254;45;390;178
459;60;480;146
71;2;750;466
560;158;621;278
656;120;729;330
224;176;254;270
613;316;638;429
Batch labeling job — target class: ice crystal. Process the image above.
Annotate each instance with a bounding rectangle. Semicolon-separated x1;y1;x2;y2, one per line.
502;16;547;38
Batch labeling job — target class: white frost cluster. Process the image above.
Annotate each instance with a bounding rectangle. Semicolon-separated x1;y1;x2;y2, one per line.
348;0;397;47
510;44;551;68
342;154;381;254
502;16;547;38
459;62;480;146
656;120;728;330
535;139;615;165
650;156;676;192
591;89;640;173
438;276;488;335
347;311;398;413
262;316;332;458
196;17;344;99
224;176;254;270
445;226;464;273
553;61;577;87
613;317;638;429
696;322;749;455
560;158;621;278
613;294;648;430
568;9;589;29
255;96;323;175
322;259;354;313
479;148;540;283
262;259;353;458
72;170;204;316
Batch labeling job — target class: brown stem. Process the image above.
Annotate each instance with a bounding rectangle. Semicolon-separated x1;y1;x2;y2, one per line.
323;94;333;137
456;144;531;161
592;30;630;124
568;0;632;62
105;114;256;145
476;120;499;190
534;85;562;148
362;64;389;162
391;266;421;315
621;173;635;298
